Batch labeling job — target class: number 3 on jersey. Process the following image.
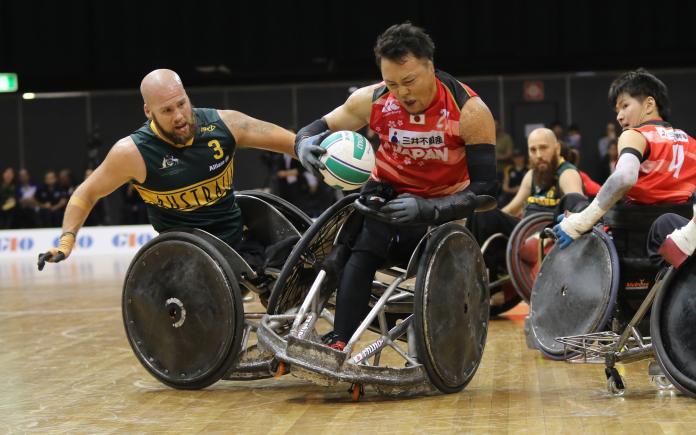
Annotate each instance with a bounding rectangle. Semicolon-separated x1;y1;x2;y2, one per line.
208;139;224;160
668;144;685;178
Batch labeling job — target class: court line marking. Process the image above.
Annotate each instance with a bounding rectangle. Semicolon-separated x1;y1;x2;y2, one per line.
0;307;118;317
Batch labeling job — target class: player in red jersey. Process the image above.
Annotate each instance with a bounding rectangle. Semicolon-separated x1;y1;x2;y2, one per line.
554;69;696;268
295;23;497;350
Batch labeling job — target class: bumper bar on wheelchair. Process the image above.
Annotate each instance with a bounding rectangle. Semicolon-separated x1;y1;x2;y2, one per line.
257;268;432;392
257;322;432;392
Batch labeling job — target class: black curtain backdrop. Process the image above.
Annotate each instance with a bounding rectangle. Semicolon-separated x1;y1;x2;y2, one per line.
1;0;695;92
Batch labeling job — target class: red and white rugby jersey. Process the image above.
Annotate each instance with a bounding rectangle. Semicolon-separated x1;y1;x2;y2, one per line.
369;70;477;198
625;120;696;204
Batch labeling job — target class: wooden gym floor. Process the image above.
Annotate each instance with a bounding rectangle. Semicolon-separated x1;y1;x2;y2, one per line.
2;255;696;434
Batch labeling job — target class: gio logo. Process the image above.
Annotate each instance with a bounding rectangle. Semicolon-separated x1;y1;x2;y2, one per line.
160;155;180;169
0;237;34;251
52;235;93;249
112;233;154;247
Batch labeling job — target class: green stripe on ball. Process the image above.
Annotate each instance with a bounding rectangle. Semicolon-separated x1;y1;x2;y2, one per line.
351;132;367;160
320;132;344;149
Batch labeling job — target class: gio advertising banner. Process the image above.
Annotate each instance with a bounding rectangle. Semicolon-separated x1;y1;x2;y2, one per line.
0;225;158;258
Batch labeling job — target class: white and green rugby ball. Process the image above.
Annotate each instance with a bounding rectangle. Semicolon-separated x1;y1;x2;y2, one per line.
319;131;375;190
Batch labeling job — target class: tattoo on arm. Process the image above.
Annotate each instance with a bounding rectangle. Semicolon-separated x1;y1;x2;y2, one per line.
237;116;273;135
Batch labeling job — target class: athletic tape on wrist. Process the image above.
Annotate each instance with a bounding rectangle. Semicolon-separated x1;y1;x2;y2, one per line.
573;199;606;230
58;232;76;253
67;195;91;211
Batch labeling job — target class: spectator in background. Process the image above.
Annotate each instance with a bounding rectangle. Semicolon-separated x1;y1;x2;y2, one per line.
35;170;68;227
597;122;617;159
86;125;104;169
566;123;582;151
498;149;527;207
0;167;17;229
302;174;339;218
495;119;514;165
266;151;338;218
550;121;565;143
58;169;76;197
268;151;310;210
598;139;619;183
15;168;38;228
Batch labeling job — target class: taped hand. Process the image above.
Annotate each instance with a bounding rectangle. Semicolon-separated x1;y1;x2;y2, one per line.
37;232;75;271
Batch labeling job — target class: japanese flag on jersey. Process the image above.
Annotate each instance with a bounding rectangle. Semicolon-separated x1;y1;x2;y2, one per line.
409;114;425;125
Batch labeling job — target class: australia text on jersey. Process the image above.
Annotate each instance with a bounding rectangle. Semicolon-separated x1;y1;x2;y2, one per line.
134;161;233;211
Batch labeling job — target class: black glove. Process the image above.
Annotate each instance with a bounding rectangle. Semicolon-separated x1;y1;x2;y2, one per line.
380;194;434;224
381;190;477;225
359;180;397;210
294;130;330;178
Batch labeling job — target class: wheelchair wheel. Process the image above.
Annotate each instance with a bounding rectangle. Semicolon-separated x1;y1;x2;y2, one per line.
529;227;619;360
122;231;244;389
236;190;312;234
506;212;554;302
651;257;696;398
414;223;489;394
267;194;360;315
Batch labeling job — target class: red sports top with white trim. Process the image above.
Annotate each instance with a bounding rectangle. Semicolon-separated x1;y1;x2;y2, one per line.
369;70;477;198
625;120;696;204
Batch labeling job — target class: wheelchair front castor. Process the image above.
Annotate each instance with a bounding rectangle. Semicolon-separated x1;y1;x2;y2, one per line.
348;383;364;402
606;367;625;396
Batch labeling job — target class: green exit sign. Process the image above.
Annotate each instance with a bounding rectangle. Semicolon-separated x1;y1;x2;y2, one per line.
0;73;18;92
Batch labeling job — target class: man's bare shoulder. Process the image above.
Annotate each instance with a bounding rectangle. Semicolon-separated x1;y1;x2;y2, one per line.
109;136;140;158
102;137;146;182
346;83;383;107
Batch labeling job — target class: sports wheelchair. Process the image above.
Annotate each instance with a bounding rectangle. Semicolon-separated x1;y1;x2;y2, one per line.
122;189;496;399
479;211;556;316
122;191;312;389
527;202;696;397
257;193;496;399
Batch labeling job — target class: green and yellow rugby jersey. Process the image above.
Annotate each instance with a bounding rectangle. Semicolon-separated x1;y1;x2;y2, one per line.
524;157;577;216
130;108;242;246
